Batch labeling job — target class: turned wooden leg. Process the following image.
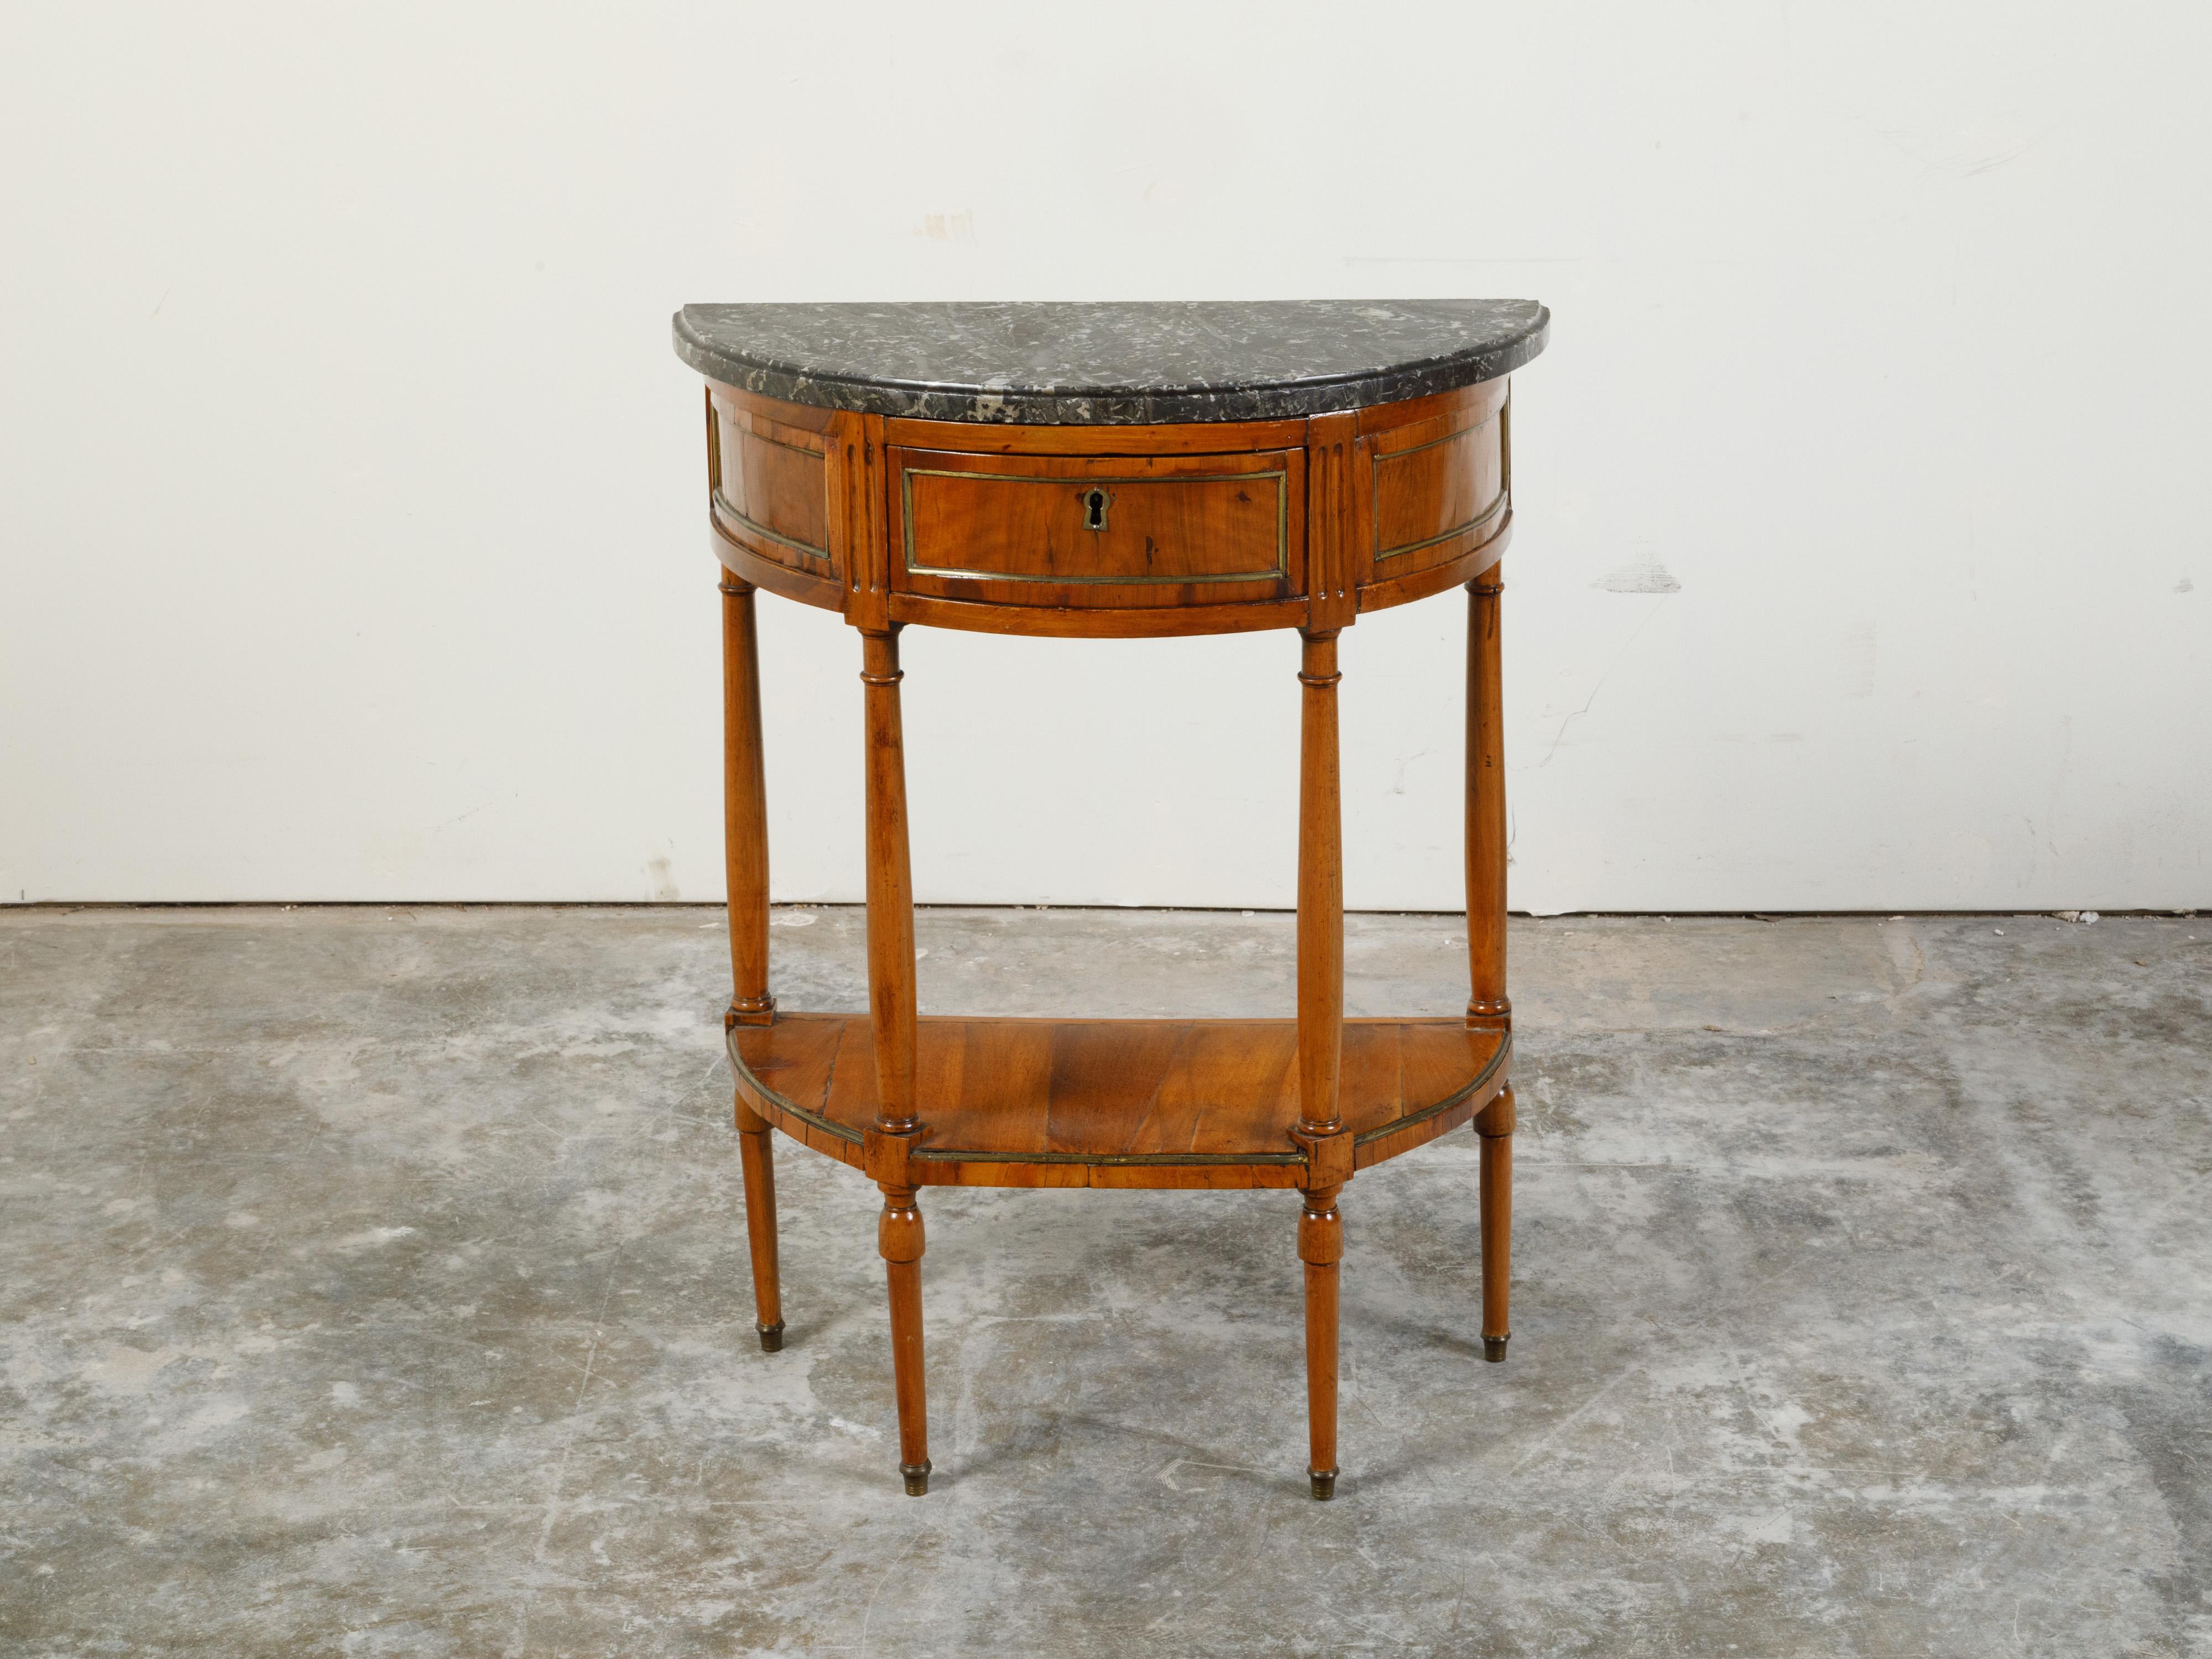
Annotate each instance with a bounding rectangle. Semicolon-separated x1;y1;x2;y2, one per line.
1476;1086;1514;1360
860;630;919;1131
1295;630;1349;1499
723;575;784;1348
734;1099;784;1350
1466;569;1514;1362
1300;1183;1344;1499
1465;567;1509;1034
721;576;776;1029
1297;631;1345;1131
860;628;929;1494
879;1186;930;1495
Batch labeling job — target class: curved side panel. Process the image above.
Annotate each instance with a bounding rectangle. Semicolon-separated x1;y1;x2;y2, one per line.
708;394;836;575
706;382;842;588
1357;518;1510;617
1371;418;1506;564
712;520;846;613
1350;380;1509;593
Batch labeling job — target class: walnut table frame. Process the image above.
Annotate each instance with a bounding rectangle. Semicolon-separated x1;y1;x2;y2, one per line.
672;300;1550;1500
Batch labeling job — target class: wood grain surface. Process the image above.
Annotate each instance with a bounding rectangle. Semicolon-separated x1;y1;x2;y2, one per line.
729;1013;1508;1190
696;362;1531;1495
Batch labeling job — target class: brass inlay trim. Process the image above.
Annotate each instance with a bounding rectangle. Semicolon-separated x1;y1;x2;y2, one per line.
713;488;831;563
705;393;721;493
911;1146;1305;1167
726;1029;863;1147
727;419;826;461
1376;409;1496;466
902;466;1288;586
1501;385;1514;493
1374;489;1508;562
1371;414;1509;562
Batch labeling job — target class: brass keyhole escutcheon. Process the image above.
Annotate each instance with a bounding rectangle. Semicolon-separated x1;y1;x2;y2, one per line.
1081;487;1112;531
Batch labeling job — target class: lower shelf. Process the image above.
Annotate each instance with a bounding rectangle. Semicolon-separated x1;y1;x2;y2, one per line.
728;1013;1510;1190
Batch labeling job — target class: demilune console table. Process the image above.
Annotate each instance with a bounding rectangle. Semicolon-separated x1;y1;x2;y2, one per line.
670;300;1549;1499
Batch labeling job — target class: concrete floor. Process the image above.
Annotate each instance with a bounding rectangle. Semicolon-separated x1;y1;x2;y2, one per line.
1;906;2207;1657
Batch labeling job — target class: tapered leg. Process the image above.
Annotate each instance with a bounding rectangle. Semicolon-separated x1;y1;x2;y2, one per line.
860;630;918;1133
723;575;783;1348
1466;570;1514;1360
1300;1184;1344;1499
1465;569;1509;1033
721;577;775;1027
1477;1087;1514;1360
734;1099;784;1350
1295;631;1349;1499
1296;631;1345;1137
879;1186;930;1495
860;629;929;1493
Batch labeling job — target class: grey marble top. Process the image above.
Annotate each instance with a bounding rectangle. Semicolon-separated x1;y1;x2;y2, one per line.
670;300;1548;425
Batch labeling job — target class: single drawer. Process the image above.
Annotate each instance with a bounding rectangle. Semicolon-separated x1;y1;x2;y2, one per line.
893;446;1300;604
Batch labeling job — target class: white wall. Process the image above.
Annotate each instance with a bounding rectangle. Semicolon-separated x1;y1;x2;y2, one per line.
4;2;2206;911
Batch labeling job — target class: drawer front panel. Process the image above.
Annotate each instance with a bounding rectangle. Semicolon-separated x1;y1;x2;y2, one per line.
1369;408;1505;571
711;397;831;568
895;447;1298;604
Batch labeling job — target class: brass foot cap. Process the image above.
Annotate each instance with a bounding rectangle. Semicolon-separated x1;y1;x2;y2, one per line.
1484;1335;1510;1363
757;1322;785;1353
1310;1469;1337;1501
901;1462;932;1498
